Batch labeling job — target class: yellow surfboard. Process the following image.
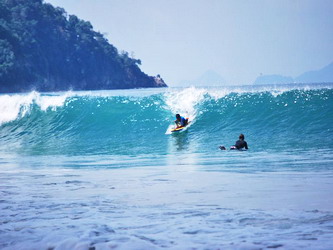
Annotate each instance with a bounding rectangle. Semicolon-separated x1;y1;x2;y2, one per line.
171;121;191;133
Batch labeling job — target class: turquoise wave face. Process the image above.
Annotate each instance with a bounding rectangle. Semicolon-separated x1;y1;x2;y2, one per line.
0;85;332;156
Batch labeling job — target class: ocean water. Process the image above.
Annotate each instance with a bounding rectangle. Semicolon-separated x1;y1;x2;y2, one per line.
0;84;333;249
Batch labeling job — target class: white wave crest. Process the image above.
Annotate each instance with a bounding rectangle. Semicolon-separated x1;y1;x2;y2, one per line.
0;91;70;125
164;86;206;120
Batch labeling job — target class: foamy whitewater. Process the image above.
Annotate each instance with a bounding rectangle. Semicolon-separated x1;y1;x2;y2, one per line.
1;83;333;249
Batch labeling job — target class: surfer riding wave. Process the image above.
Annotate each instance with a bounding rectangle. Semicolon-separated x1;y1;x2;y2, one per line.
175;114;188;128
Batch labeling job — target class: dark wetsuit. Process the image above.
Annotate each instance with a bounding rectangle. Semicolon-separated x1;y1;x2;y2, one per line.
235;139;248;150
176;116;188;127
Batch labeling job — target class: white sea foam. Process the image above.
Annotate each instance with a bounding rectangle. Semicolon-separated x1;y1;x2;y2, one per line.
35;92;71;111
173;83;333;100
164;87;206;120
0;92;36;125
0;91;70;125
0;162;333;250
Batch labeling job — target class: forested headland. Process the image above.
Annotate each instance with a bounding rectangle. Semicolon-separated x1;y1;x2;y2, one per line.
0;0;167;93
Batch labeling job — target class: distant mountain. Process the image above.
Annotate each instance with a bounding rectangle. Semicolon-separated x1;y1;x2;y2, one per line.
253;62;333;85
253;74;293;85
295;62;333;83
179;70;226;86
0;0;167;93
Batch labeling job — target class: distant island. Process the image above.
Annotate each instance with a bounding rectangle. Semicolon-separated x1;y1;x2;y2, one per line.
0;0;167;93
253;62;333;85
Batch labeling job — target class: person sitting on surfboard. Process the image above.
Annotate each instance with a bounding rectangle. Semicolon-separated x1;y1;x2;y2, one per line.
231;134;248;150
219;134;248;150
175;114;188;128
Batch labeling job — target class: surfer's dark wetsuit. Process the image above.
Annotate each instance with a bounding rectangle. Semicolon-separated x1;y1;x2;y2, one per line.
179;117;188;127
175;114;188;127
235;139;248;150
220;134;248;151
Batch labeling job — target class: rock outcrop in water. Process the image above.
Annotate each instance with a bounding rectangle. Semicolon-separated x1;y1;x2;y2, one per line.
0;0;167;93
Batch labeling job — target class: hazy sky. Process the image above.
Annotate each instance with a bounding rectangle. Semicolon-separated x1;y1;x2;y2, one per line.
46;0;333;86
